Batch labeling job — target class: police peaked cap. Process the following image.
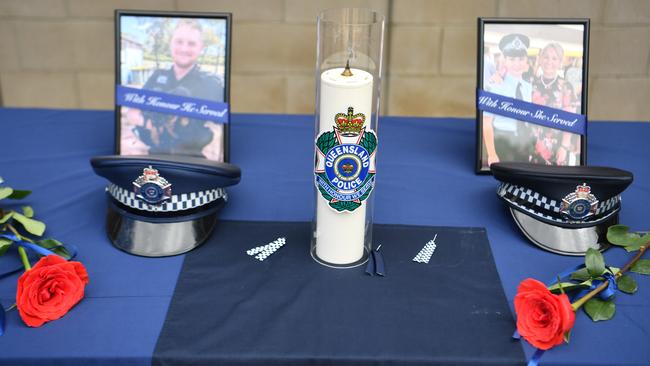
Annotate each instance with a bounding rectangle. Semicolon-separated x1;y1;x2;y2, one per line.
491;162;633;255
91;155;241;257
499;33;530;57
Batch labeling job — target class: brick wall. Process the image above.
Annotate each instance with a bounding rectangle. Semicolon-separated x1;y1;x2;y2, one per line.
0;0;649;120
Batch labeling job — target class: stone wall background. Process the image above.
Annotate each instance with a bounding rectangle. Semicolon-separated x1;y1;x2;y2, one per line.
0;0;649;120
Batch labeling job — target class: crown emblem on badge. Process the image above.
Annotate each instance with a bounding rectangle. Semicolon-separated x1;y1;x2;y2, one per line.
335;107;365;137
133;166;172;205
561;183;598;221
576;184;591;195
142;167;160;181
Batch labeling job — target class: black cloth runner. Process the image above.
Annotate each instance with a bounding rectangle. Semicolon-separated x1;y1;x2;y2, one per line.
153;221;525;365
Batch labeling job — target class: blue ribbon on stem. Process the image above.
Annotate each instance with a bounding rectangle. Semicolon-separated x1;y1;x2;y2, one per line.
576;272;618;300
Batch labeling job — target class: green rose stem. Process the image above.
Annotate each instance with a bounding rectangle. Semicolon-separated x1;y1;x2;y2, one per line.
571;241;650;312
6;224;31;271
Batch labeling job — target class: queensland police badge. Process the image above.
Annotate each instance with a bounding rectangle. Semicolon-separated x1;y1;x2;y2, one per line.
133;166;172;205
314;107;377;212
561;183;598;220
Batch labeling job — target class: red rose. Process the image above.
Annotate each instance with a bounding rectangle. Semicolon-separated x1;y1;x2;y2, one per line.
514;278;575;350
16;255;89;327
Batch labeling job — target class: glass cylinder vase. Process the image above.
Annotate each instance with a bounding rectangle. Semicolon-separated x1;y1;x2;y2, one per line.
311;8;385;268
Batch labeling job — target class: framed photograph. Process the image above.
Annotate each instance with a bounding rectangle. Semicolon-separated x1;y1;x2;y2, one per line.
115;10;232;162
476;18;589;173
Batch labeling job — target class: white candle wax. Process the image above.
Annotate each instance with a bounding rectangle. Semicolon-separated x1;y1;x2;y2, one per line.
315;67;374;265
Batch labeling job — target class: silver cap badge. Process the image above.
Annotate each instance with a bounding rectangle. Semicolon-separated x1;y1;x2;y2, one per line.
561;183;598;221
132;166;172;205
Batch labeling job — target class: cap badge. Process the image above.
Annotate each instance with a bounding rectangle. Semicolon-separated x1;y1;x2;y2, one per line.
561;183;598;220
133;166;172;205
504;36;526;52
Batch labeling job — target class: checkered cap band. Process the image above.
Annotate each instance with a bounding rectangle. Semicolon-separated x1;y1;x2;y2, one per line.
107;184;227;212
497;182;620;224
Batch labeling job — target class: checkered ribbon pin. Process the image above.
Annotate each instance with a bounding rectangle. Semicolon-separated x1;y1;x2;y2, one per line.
246;237;286;261
412;234;438;264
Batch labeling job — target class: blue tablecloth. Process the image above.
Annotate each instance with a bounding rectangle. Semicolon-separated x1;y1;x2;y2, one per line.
0;108;649;365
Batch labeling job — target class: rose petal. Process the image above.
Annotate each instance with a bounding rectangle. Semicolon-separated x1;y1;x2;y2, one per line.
514;278;576;350
15;256;89;327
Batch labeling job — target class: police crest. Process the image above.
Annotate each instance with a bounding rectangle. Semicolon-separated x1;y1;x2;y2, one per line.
133;166;172;205
561;183;598;220
314;107;377;212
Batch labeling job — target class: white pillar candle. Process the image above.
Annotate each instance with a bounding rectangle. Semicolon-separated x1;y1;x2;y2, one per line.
315;67;374;265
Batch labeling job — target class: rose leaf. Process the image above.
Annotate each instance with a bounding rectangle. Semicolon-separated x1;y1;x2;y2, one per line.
0;237;13;257
22;206;34;218
585;248;606;277
12;212;46;236
7;190;31;199
570;268;591;281
548;281;588;294
617;275;638;294
607;225;636;246
630;259;650;275
624;244;644;252
0;186;13;200
606;225;649;249
584;298;616;322
0;211;14;224
36;238;71;259
0;244;10;257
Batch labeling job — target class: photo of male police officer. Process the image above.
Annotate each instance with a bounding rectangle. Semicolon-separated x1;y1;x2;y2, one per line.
120;16;227;162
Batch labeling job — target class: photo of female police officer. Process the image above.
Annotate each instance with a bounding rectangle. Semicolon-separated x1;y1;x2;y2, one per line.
119;16;227;162
480;23;585;171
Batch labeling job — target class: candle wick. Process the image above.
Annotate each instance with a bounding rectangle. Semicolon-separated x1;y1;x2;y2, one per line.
341;60;353;77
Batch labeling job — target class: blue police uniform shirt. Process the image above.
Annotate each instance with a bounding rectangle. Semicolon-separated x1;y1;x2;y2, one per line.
140;65;225;155
485;74;532;133
143;65;224;102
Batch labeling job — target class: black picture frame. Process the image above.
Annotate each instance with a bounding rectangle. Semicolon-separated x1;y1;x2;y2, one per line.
476;18;590;174
114;10;232;162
